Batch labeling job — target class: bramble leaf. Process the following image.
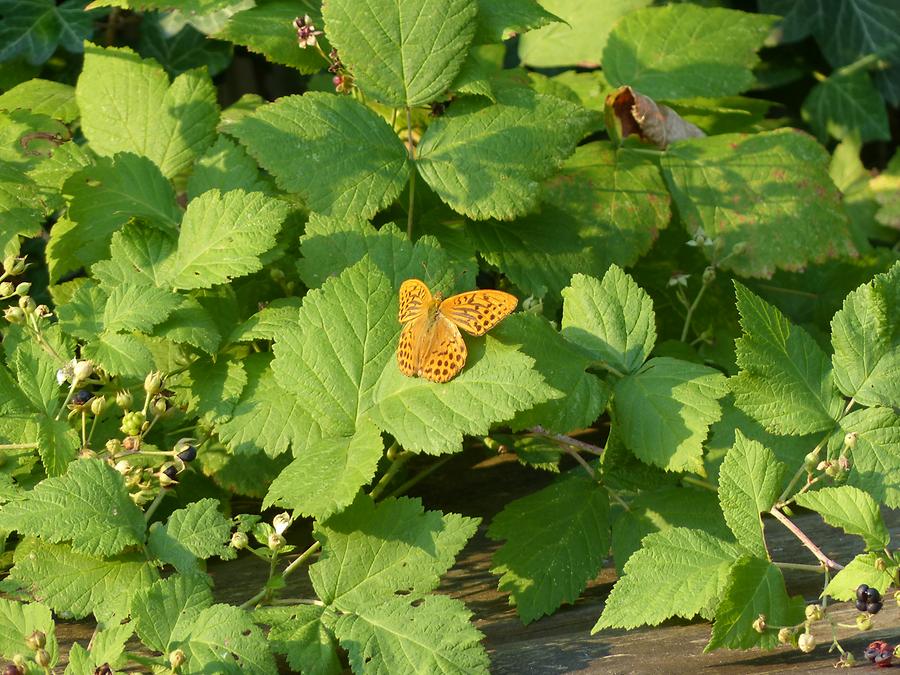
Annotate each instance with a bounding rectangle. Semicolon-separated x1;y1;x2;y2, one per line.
474;0;559;44
822;552;897;600
0;0;97;65
254;605;341;675
331;594;489;675
614;357;728;473
416;86;591;220
0;78;78;122
76;44;218;178
186;135;266;200
132;574;213;654
831;262;900;407
169;189;289;290
310;495;478;609
706;556;805;651
717;432;785;557
231;92;408;220
0;598;57;666
594;528;740;631
323;0;477;107
660;130;856;278
840;407;900;509
731;283;844;434
561;267;655;375
0;161;45;258
102;283;181;333
802;70;890;143
264;420;383;522
603;5;775;99
0;459;145;557
153;498;233;564
488;473;610;624
795;486;889;550
10;539;159;622
518;0;649;68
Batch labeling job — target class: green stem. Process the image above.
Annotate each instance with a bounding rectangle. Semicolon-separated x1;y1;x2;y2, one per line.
144;489;167;523
681;475;717;492
55;377;79;421
530;426;604;456
386;455;453;499
240;541;322;610
777;435;828;504
773;561;826;573
0;442;38;450
370;450;413;500
607;488;630;511
680;272;712;342
86;413;100;447
562;445;595;478
405;106;416;238
81;411;87;447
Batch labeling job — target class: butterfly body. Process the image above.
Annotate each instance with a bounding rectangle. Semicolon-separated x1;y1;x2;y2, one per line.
397;279;517;383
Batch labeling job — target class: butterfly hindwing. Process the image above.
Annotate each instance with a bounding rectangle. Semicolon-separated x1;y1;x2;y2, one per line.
418;317;467;383
440;290;518;336
398;278;432;323
396;318;422;377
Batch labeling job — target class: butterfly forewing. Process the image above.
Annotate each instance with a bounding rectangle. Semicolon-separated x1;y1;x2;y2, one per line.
439;290;518;336
398;278;432;323
396;318;422;377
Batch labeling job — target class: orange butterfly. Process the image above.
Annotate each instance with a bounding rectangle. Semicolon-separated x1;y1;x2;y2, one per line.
397;278;517;383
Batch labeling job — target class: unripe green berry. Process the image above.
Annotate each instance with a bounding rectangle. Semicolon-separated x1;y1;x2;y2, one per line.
803;450;819;473
120;411;146;436
268;532;285;551
14;282;30;296
856;613;873;631
3;307;25;324
230;532;249;549
24;630;45;651
18;296;35;313
797;632;816;653
0;281;13;296
90;395;106;416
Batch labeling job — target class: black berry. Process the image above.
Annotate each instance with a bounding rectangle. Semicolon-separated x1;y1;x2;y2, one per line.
177;445;197;463
3;665;22;675
72;389;92;405
856;598;869;612
94;664;113;675
163;465;178;480
866;587;882;604
868;601;884;614
857;584;870;601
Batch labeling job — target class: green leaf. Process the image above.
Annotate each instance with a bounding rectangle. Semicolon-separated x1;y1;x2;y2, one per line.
323;0;476;107
264;420;383;521
83;332;154;378
272;256;395;439
497;313;610;434
179;604;278;674
0;598;57;665
488;473;610;624
216;353;322;458
0;459;145;557
36;418;80;479
718;432;786;557
132;574;213;653
228;299;301;343
103;283;181;333
0;78;78;122
331;594;489;675
822;552;896;600
614;357;728;473
0;0;97;65
594;528;740;631
518;0;650;68
416;86;591;220
215;0;327;73
731;283;844;434
169;189;288;290
10;337;63;418
91;221;178;290
840;407;900;509
137;16;232;78
372;334;558;456
610;487;731;575
795;486;889;550
76;44;218;178
310;495;478;609
254;605;341;675
831;262;900;407
561;267;656;375
474;0;559;43
706;556;805;651
802;70;890;143
660;130;857;278
186;135;265;200
87;622;133;670
0;162;44;259
297;218;453;292
10;539;159;622
231;92;408;220
469;142;671;306
179;357;246;424
158;498;232;561
603;5;775;99
153;298;222;354
59;153;180;276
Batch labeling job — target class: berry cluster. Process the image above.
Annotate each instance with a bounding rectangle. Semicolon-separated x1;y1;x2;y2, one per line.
856;584;883;614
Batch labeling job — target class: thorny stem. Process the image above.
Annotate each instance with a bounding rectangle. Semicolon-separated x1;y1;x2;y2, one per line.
405;106;416;238
777;435;828;505
562;445;595;478
680;269;713;342
770;507;843;571
530;426;604;456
